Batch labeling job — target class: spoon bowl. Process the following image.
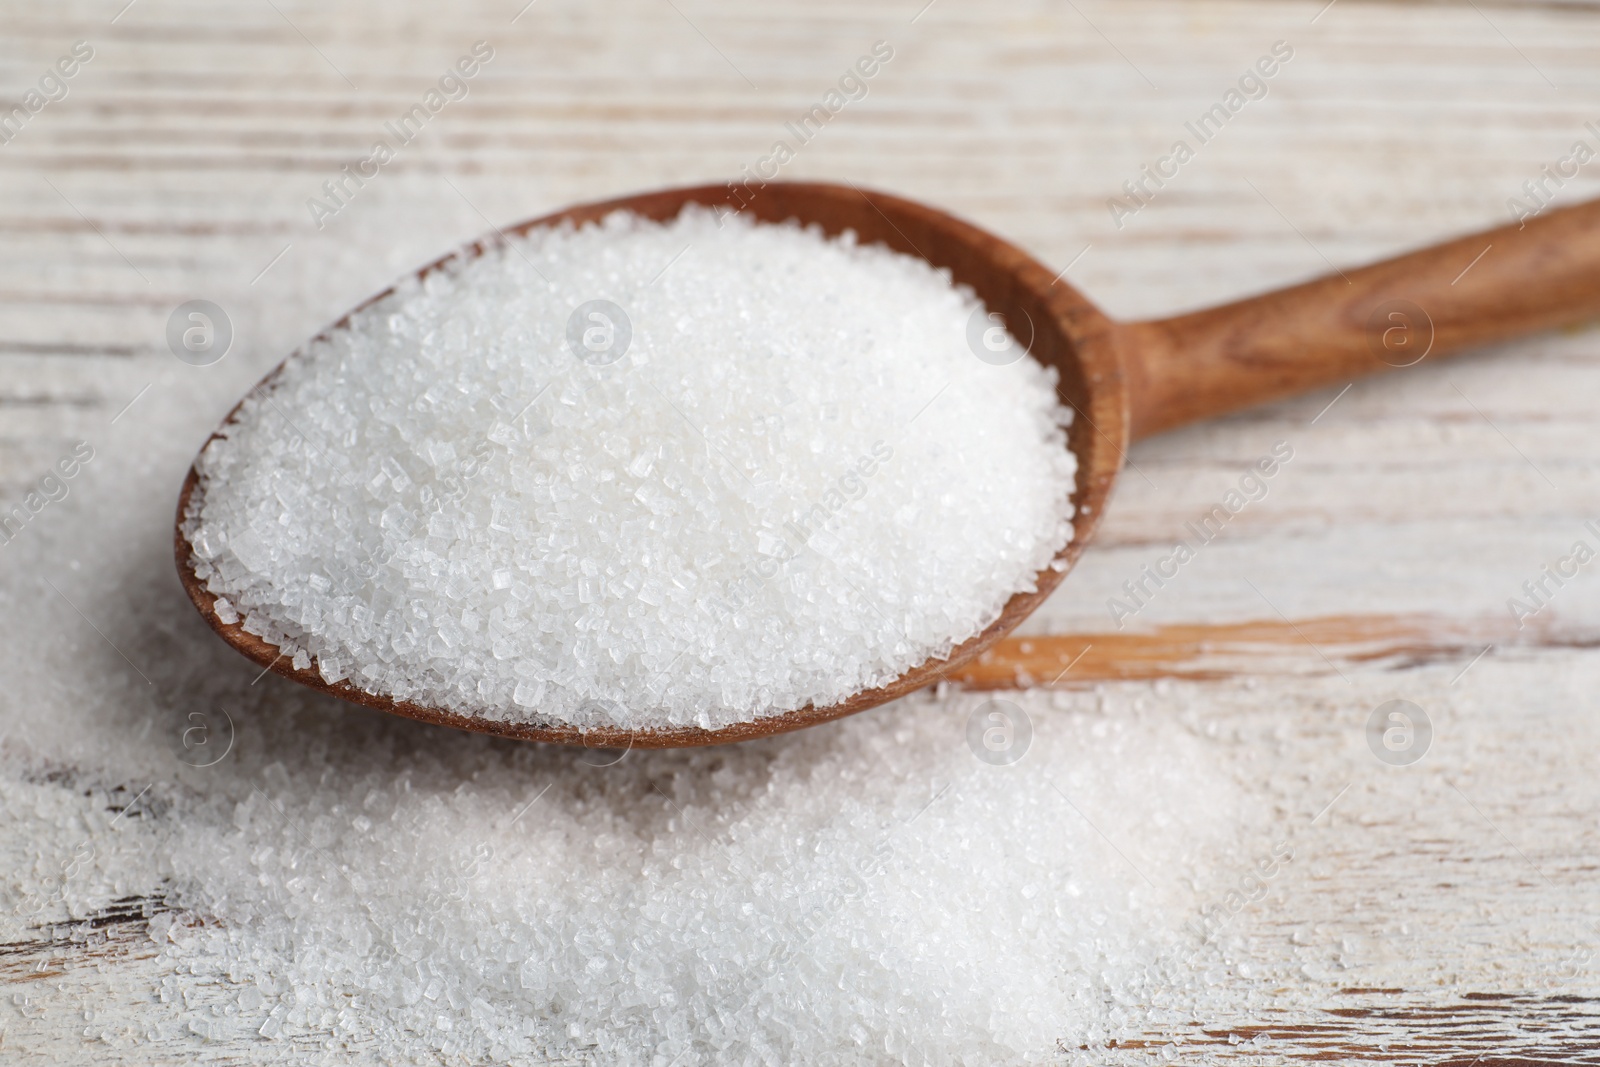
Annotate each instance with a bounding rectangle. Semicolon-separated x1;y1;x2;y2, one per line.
177;181;1600;747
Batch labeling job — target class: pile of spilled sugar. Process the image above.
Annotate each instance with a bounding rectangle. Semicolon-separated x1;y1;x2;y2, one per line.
2;678;1249;1065
181;207;1078;730
0;193;1248;1066
0;212;1256;1060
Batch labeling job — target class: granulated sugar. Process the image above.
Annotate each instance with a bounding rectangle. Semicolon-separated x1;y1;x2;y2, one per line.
181;208;1078;729
0;188;1243;1067
2;678;1247;1066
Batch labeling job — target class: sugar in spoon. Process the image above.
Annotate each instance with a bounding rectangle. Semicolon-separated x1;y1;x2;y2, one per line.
176;181;1600;747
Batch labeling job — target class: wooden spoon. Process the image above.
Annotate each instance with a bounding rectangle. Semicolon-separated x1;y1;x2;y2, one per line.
175;182;1600;748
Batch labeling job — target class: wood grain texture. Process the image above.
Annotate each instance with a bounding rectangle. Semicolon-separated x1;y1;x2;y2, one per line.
5;0;1600;1062
949;613;1514;686
1125;198;1600;438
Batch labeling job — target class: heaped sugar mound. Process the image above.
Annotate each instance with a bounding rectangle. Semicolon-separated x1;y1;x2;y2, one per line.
184;207;1077;729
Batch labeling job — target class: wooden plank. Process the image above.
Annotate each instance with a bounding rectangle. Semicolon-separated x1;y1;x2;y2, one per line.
4;0;1600;1061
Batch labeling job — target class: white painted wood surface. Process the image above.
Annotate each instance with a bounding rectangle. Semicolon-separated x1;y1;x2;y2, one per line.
4;0;1600;1061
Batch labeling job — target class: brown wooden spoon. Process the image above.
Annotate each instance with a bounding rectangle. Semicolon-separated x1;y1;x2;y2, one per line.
175;181;1600;748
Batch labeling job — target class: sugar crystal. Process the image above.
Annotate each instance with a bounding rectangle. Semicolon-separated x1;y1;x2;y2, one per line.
184;208;1078;729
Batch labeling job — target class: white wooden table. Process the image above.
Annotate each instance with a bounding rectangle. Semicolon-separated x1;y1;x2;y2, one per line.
4;0;1600;1062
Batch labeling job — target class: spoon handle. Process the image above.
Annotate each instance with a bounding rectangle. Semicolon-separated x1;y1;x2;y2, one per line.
1117;198;1600;440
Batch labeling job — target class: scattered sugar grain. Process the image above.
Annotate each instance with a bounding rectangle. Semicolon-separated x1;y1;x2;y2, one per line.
183;208;1078;729
1;679;1248;1065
